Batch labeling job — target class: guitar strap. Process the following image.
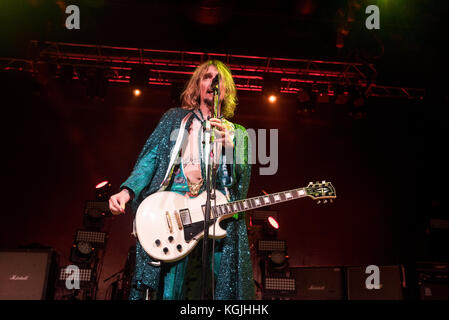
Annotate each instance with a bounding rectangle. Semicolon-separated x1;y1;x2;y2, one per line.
158;112;194;191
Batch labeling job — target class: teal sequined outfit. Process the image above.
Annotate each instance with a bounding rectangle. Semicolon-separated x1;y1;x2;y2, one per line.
121;108;254;300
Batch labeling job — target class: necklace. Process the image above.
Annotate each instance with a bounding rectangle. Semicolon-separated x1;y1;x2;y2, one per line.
186;176;203;196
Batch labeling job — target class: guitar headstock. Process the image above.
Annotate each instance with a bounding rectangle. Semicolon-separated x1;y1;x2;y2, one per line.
305;181;336;203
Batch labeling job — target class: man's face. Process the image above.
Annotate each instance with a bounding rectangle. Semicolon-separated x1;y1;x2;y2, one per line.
200;65;225;109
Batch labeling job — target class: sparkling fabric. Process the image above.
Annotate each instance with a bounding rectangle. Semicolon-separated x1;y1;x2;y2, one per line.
122;108;254;300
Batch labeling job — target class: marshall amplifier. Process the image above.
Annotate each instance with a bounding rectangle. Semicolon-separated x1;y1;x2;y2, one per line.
291;267;344;300
346;265;404;300
0;249;58;300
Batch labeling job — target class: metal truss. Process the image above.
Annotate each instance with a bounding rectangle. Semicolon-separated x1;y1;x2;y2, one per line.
0;40;424;100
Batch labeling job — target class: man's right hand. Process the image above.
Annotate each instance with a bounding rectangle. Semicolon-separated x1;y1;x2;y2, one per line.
109;189;131;215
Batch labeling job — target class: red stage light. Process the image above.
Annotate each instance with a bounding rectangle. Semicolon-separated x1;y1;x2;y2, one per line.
133;88;141;96
268;95;277;103
95;181;109;189
268;216;279;229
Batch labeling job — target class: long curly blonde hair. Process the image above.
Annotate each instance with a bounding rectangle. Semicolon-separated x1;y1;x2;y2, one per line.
181;60;237;119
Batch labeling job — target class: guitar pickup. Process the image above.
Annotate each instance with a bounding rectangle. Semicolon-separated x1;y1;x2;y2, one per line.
165;211;173;234
179;208;192;225
174;210;183;230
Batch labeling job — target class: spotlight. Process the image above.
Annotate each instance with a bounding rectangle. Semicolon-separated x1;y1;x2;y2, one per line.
95;181;111;201
262;74;280;103
267;251;290;276
268;216;279;229
130;64;149;94
70;241;95;266
96;181;108;189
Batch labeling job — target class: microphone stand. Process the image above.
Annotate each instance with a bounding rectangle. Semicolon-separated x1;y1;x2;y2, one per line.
200;75;219;300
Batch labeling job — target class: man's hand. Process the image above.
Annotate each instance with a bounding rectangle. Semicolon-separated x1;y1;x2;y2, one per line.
209;117;234;149
109;189;131;215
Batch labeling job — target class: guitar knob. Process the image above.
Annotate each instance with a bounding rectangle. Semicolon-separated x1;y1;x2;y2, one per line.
168;236;174;242
177;244;182;251
163;247;169;254
155;239;161;246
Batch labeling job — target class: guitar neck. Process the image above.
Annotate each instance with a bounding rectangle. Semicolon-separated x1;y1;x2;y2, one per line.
213;187;308;219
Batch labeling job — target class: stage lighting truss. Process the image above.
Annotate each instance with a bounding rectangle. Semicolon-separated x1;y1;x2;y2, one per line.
58;266;94;288
264;277;296;296
258;240;286;253
12;41;424;100
75;230;107;247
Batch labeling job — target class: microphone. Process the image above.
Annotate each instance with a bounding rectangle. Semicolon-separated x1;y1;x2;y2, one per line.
210;74;219;92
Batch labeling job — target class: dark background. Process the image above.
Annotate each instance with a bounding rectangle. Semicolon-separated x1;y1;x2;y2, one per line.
0;0;447;299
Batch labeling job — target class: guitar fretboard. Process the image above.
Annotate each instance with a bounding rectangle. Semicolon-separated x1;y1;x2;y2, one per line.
212;188;307;218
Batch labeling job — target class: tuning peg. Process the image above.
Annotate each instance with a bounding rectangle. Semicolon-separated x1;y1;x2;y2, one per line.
322;180;326;184
330;199;333;203
317;200;321;204
323;200;328;204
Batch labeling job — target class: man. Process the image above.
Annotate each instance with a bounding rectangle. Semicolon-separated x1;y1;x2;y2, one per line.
109;60;254;300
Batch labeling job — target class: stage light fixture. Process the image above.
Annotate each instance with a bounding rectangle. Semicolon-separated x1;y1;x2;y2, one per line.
58;266;94;288
263;277;296;297
70;241;95;266
75;230;107;247
84;68;107;99
334;85;350;105
296;87;315;114
348;88;368;119
130;64;149;94
95;181;111;201
268;216;279;229
267;251;290;276
83;201;107;230
262;74;280;103
258;240;287;253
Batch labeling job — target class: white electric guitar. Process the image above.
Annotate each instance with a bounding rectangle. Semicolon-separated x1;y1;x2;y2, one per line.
135;181;336;262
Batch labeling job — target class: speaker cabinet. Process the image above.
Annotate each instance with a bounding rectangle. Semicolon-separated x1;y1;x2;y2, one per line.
291;267;344;300
417;261;449;300
0;249;58;300
347;265;404;300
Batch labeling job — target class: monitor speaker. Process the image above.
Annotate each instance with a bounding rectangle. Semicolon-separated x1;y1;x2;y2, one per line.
0;249;58;300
